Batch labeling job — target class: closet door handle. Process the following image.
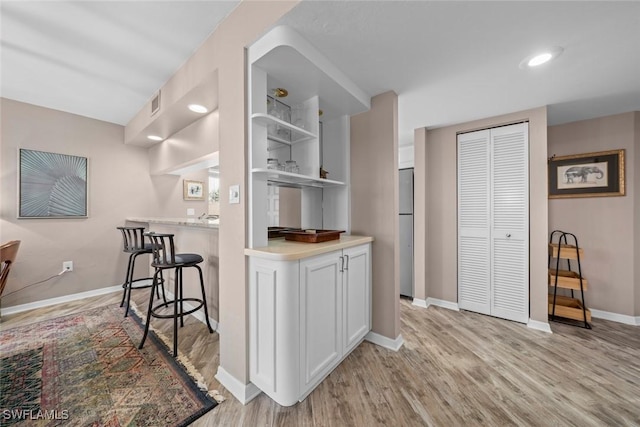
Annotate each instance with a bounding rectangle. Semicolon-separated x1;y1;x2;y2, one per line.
344;255;349;271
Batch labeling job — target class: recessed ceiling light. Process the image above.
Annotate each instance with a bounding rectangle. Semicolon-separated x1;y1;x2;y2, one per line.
519;46;564;69
188;104;208;114
528;53;553;67
147;135;163;141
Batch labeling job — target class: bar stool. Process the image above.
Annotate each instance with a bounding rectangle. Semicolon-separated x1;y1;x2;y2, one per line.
139;232;214;357
117;227;165;317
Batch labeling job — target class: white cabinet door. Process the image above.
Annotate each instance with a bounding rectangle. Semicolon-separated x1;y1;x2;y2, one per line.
342;244;371;354
457;129;491;315
249;258;300;406
299;251;343;395
490;123;529;323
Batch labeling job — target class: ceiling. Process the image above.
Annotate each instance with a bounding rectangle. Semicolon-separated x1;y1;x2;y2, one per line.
2;1;639;147
0;1;239;125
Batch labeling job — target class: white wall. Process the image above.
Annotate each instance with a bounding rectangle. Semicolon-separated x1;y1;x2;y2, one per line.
0;99;158;307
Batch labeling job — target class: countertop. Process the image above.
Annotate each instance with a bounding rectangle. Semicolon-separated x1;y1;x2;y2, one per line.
245;235;374;261
127;217;219;229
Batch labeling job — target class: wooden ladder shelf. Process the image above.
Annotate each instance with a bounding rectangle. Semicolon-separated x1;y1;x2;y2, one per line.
548;230;591;328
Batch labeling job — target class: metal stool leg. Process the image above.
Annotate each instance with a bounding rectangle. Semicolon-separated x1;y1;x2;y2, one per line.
120;253;135;309
195;264;214;333
179;267;185;328
158;270;167;303
139;268;160;350
173;267;180;356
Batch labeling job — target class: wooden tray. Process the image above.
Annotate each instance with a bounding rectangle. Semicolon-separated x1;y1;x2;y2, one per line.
549;243;584;260
282;229;345;243
268;227;300;239
548;294;591;322
548;269;588;291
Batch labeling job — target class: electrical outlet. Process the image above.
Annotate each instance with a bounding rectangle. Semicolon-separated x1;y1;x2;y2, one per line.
63;261;73;272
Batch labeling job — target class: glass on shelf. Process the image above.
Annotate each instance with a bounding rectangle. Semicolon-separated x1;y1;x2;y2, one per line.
267;95;291;141
267;158;280;170
284;160;299;174
291;105;307;130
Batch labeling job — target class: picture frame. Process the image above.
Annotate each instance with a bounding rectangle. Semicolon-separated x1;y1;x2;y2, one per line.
18;148;88;218
548;149;625;199
183;180;205;201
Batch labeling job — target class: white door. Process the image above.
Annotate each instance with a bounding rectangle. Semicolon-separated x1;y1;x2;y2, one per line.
457;129;491;315
457;123;529;323
490;123;529;323
299;251;343;395
342;244;371;354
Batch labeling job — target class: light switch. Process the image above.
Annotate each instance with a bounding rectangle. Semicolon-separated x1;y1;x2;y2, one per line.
229;185;240;204
187;208;195;216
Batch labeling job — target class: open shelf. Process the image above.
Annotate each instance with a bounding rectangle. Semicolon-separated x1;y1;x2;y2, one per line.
548;269;588;291
549;243;584;260
252;168;345;188
548;294;592;322
252;113;317;144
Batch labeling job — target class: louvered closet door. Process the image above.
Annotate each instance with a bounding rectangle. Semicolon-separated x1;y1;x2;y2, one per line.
457;130;491;315
490;123;529;323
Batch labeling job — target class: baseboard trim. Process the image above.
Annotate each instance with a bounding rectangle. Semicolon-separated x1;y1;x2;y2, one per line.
590;308;640;326
0;285;122;317
365;331;404;351
412;297;460;311
411;298;428;309
215;366;262;404
527;318;552;333
1;285;220;330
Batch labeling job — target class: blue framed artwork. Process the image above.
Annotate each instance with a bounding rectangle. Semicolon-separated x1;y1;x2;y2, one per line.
18;149;88;218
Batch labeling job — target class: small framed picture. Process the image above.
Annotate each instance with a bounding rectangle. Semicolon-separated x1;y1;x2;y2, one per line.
548;149;625;199
183;180;205;201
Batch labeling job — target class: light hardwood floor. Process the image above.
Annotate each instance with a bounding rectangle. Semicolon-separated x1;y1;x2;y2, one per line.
2;292;639;426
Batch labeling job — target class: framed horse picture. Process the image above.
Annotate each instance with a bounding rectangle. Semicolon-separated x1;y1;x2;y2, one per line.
548;149;625;199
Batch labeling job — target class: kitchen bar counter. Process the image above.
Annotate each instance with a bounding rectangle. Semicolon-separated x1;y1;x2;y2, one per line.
245;235;373;261
127;217;219;229
126;217;220;326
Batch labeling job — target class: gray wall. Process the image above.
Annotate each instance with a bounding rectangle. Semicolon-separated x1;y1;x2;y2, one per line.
351;91;400;340
548;111;639;316
0;98;208;308
415;107;549;323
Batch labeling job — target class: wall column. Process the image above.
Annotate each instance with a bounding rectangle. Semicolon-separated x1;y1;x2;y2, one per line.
413;127;427;302
351;91;401;342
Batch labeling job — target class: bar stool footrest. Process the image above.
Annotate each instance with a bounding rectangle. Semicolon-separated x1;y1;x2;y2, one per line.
150;298;205;319
124;277;163;290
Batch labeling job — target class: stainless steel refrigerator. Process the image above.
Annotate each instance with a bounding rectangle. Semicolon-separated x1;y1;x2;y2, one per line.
399;168;414;297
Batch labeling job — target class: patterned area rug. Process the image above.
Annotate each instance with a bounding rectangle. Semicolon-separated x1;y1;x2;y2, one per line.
0;304;218;426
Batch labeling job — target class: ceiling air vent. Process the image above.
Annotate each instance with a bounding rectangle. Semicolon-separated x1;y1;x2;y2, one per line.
151;91;161;116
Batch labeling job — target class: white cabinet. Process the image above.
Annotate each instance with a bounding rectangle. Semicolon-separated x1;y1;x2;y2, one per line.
249;242;371;406
457;122;529;323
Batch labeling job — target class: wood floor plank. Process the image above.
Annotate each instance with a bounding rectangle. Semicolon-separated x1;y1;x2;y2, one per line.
2;292;639;426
